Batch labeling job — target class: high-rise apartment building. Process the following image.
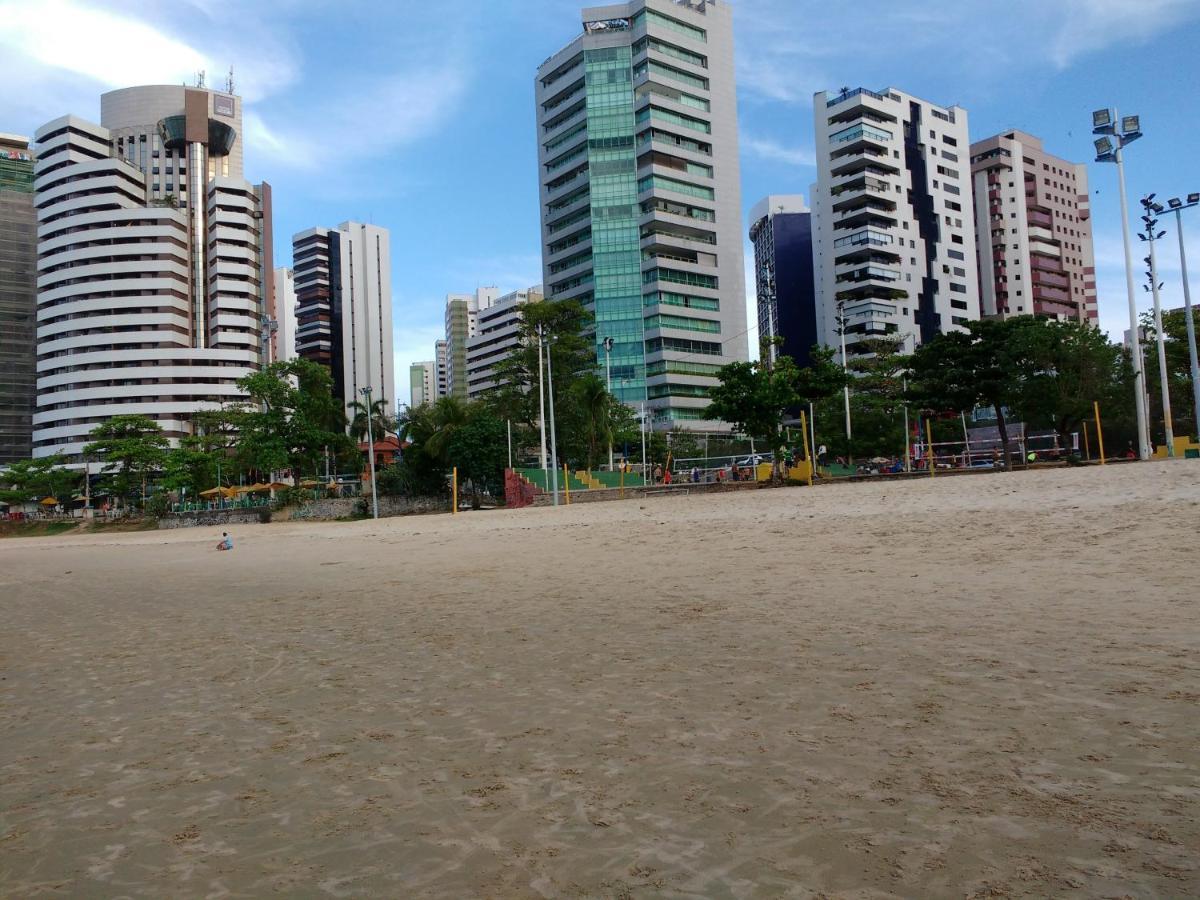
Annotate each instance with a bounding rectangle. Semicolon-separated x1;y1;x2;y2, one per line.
536;0;748;429
444;287;498;400
32;86;271;461
748;195;816;366
811;87;979;355
970;130;1097;322
293;222;395;412
267;267;297;363
434;340;449;398
409;361;435;408
466;285;543;399
0;133;36;464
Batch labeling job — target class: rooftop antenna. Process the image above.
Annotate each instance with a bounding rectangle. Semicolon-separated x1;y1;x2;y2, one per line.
226;66;235;95
196;69;206;88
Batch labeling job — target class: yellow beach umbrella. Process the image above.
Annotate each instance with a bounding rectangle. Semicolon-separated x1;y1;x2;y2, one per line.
40;496;59;506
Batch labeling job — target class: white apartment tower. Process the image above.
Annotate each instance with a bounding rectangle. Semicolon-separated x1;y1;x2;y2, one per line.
811;87;980;354
32;85;271;460
269;267;297;363
465;285;544;399
434;340;449;398
536;0;748;430
293;222;395;413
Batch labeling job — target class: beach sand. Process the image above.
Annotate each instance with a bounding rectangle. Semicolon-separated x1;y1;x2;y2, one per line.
1;461;1197;897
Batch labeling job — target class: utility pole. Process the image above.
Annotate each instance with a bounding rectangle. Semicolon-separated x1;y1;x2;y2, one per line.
544;331;560;506
1140;197;1174;455
603;336;614;471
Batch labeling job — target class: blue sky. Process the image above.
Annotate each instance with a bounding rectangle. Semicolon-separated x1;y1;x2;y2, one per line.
3;0;1200;407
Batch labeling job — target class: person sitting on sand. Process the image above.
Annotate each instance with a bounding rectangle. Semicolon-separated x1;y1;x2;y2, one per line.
216;532;233;551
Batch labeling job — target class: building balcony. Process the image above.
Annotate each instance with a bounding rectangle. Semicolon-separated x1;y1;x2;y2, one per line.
833;245;901;267
833;208;898;231
835;264;902;284
831;189;897;215
832;227;894;250
830;156;901;179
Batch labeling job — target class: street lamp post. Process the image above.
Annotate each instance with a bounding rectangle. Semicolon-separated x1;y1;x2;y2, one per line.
1165;193;1200;443
1093;107;1151;459
544;331;560;506
536;324;548;473
360;386;379;519
603;336;614;471
836;300;852;457
1139;197;1174;456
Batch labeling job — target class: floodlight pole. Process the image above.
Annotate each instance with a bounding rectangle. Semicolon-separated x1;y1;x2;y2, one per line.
1171;205;1200;443
536;324;548;473
1140;202;1174;456
544;332;560;506
1095;107;1151;459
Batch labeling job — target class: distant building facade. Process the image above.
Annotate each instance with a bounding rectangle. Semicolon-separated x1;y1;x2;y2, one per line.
293;221;395;412
0;133;36;463
970;130;1097;321
466;285;543;399
748;195;816;366
32;85;271;461
409;360;435;408
811;86;979;355
444;287;498;399
434;339;449;398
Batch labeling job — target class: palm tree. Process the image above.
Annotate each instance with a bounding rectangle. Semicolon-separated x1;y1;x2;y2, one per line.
573;373;614;471
397;396;468;465
347;397;396;442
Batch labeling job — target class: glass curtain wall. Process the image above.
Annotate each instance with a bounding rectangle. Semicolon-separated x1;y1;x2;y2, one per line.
584;46;645;404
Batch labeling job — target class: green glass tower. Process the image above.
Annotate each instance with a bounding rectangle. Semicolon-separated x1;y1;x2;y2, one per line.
536;0;748;431
0;133;36;463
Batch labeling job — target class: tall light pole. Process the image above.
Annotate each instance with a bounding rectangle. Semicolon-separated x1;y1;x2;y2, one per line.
1139;197;1174;456
360;386;379;519
603;336;614;471
898;332;913;473
536;324;549;473
1093;108;1150;459
544;331;560;506
1165;193;1200;443
836;299;852;457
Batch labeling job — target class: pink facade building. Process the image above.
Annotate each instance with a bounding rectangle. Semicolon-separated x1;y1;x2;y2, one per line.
970;130;1097;322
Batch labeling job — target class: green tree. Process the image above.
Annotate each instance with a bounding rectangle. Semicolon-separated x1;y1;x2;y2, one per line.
84;415;169;506
237;359;352;484
160;408;242;496
0;454;80;505
445;410;508;506
1141;306;1200;444
1011;318;1130;446
707;354;802;482
909;319;1028;468
571;373;619;471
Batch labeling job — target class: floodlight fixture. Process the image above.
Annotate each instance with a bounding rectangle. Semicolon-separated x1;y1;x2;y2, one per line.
1121;115;1140;135
1188;192;1199;204
1094;136;1114;158
1168;197;1183;209
1092;108;1113;131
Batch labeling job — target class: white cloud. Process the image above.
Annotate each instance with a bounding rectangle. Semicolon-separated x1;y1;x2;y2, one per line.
0;0;297;104
1050;0;1200;67
742;134;815;168
245;65;470;171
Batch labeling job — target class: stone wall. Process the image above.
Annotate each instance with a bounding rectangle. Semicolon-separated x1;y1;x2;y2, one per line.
287;495;449;521
158;508;266;529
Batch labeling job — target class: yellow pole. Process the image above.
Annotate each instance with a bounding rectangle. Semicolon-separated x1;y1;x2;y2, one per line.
800;409;814;487
1082;419;1091;461
451;466;458;514
563;463;570;505
1094;401;1106;465
926;419;935;478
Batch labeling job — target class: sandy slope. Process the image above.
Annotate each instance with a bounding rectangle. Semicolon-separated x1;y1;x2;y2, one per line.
1;461;1197;897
